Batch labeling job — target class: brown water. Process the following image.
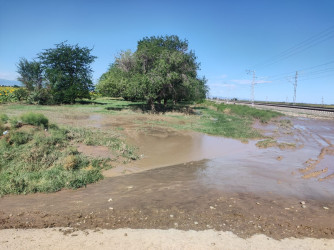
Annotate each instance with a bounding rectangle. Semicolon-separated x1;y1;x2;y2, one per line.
52;113;334;199
99;116;334;200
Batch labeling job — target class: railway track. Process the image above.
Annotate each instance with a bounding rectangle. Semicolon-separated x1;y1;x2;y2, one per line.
211;99;334;117
240;102;334;113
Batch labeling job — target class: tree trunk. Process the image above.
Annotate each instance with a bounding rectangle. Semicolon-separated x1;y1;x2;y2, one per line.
148;98;155;112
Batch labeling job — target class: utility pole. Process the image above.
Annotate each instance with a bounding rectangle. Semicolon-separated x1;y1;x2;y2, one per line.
322;96;324;106
293;71;298;105
246;70;256;106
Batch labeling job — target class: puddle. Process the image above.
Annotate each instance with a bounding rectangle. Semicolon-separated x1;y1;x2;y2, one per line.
130;132;251;168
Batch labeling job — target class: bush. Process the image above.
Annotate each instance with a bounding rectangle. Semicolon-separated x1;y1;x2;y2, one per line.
63;155;79;170
27;89;54;105
13;88;29;101
20;113;49;127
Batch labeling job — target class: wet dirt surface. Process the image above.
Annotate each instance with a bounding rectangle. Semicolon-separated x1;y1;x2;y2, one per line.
104;130;253;177
1;114;334;239
1;160;334;239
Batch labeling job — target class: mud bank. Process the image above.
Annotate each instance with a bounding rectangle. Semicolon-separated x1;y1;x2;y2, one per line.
1;228;334;250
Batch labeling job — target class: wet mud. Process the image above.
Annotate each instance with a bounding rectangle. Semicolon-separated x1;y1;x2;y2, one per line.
76;143;113;159
1;160;334;239
1;114;334;239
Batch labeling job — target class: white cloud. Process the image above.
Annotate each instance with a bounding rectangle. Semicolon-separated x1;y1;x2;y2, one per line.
222;83;236;88
256;80;272;84
231;79;251;85
231;79;271;85
208;82;236;88
210;74;228;81
0;72;18;81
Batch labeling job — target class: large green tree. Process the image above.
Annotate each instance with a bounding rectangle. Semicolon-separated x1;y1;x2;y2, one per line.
38;42;96;104
97;35;208;110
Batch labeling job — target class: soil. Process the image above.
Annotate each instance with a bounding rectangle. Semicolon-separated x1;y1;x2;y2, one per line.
1;112;334;243
2;228;333;250
76;143;113;159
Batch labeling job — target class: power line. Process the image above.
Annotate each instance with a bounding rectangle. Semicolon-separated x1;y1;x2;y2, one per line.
265;60;334;82
249;25;334;70
298;72;334;81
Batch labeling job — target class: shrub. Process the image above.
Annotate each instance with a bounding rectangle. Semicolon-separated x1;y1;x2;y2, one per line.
27;88;54;105
20;113;49;127
63;155;79;170
13;88;29;101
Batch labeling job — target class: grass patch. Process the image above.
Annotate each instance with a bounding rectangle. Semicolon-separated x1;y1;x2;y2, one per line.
0;113;138;195
196;109;261;138
256;139;296;149
0;114;9;123
213;102;281;123
0;98;283;142
20;112;49;127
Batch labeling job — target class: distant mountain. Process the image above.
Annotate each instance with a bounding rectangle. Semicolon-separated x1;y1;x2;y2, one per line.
0;79;22;86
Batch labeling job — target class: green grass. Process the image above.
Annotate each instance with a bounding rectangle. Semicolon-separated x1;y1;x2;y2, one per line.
1;98;283;141
0;113;138;195
256;139;296;149
196;108;261;138
0;114;9;123
20;112;49;127
161;101;282;139
208;101;281;123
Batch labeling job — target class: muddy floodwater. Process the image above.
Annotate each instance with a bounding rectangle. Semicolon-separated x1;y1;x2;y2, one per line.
1;115;334;239
103;116;334;200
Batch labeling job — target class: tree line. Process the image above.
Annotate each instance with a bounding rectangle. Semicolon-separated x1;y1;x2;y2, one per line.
17;35;208;108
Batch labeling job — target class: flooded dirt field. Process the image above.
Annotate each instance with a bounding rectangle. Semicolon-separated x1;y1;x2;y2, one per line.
1;114;334;239
104;116;334;201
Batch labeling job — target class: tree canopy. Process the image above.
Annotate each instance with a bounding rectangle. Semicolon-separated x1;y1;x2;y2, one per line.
96;35;208;109
17;42;96;104
17;58;43;91
38;42;96;104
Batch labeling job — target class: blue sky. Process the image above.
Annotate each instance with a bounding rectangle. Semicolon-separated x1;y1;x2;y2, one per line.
1;0;333;104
